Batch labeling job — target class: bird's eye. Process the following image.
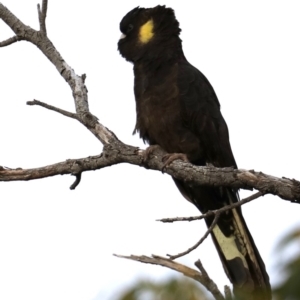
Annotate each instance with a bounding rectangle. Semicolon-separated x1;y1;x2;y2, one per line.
127;24;134;33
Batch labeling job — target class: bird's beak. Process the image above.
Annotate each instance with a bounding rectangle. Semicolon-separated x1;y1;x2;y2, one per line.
120;33;126;39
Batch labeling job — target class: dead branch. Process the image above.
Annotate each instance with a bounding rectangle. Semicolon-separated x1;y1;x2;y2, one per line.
0;35;23;47
70;173;82;190
0;145;299;203
158;192;263;224
194;260;227;300
37;0;48;34
167;214;220;260
224;285;233;300
161;192;262;259
114;254;225;300
27;100;78;120
0;2;299;204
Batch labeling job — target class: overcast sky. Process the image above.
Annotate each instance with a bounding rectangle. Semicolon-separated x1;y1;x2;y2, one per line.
1;1;300;300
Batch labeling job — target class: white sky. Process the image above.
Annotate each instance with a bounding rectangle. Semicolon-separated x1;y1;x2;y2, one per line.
1;1;300;299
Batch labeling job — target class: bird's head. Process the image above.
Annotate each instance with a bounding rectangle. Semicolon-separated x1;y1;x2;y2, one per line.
118;6;182;64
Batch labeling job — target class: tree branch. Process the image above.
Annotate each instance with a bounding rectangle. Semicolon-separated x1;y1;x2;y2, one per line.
167;214;220;260
114;254;225;300
194;259;226;300
158;192;262;259
37;0;48;34
224;285;233;300
1;2;299;203
0;2;90;116
27;99;78;120
0;144;299;203
0;35;23;47
158;192;263;224
70;173;82;190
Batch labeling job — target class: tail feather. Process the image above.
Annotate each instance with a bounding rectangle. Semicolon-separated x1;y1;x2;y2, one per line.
212;191;271;299
173;178;271;300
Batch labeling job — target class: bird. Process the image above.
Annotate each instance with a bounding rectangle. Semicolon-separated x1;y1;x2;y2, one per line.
118;6;271;300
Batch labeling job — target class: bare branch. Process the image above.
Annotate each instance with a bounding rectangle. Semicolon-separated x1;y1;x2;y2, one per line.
0;141;299;204
157;193;263;259
0;35;23;47
0;0;299;218
0;151;123;182
0;3;90;115
167;214;220;260
27;99;78;120
0;4;119;145
114;254;225;300
224;285;233;300
70;173;82;190
37;0;48;34
194;259;225;300
158;192;263;223
1;3;299;202
41;0;48;18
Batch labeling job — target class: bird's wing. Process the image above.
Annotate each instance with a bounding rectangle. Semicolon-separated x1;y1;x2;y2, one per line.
175;61;271;299
178;61;237;169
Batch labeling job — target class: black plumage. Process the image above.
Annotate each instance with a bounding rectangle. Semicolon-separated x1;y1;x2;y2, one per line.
118;6;271;300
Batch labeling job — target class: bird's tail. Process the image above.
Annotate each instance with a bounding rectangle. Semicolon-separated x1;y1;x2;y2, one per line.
173;179;271;300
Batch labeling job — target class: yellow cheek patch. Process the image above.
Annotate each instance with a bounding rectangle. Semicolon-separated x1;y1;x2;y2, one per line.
139;19;154;44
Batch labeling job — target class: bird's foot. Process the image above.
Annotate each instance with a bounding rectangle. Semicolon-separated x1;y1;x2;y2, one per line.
141;145;162;167
162;153;189;173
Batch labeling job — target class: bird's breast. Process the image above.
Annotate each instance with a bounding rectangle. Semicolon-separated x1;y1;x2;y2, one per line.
133;63;201;159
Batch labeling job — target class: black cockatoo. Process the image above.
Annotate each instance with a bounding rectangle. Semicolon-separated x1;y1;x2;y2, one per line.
118;6;271;300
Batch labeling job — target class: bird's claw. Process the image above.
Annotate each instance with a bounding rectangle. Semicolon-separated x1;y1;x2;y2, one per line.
141;145;161;167
161;153;189;173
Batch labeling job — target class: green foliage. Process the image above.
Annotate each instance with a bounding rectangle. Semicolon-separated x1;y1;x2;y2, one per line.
115;277;209;300
273;228;300;299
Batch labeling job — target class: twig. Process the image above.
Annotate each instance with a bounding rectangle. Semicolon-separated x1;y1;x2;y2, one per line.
114;254;225;300
224;285;233;300
158;192;263;223
27;99;79;120
163;192;263;259
41;0;48;19
0;3;91;117
70;173;82;190
195;259;225;300
37;0;48;34
0;35;23;47
158;211;215;223
167;213;221;260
